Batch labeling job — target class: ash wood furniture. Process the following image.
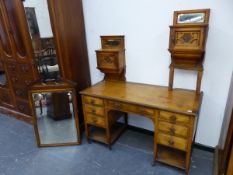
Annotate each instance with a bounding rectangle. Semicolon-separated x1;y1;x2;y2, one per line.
214;73;233;175
0;0;90;123
80;80;203;174
168;9;210;94
96;36;126;81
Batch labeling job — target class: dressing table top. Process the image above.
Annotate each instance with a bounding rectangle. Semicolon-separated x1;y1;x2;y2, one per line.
80;80;202;116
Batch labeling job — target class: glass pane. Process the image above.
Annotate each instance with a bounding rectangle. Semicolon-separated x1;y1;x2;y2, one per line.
32;91;78;144
0;62;7;85
23;0;60;82
177;13;205;24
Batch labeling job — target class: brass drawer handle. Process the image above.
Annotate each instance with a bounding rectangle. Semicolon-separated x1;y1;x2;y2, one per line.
170;115;177;123
113;102;122;110
91;109;96;114
168;139;174;146
138;107;145;113
169;128;176;135
90;99;95;104
92;117;97;123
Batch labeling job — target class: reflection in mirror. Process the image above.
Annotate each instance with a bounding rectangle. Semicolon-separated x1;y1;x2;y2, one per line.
23;0;60;82
0;62;7;85
177;13;205;24
32;91;78;144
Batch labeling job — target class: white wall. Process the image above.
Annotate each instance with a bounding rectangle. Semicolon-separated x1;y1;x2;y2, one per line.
82;0;233;147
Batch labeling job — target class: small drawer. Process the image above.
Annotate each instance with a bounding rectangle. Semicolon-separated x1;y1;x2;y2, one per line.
159;111;190;125
86;113;105;127
84;104;104;116
83;96;103;106
158;121;189;138
157;133;187;151
134;106;154;116
107;100;154;116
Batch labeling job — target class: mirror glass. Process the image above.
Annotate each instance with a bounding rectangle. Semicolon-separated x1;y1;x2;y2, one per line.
177;13;205;24
32;91;78;144
23;0;60;82
0;61;7;85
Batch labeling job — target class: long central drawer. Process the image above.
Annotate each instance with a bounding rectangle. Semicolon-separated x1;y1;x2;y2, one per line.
107;100;155;116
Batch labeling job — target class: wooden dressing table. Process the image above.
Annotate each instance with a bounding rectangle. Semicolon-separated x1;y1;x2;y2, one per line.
80;80;203;174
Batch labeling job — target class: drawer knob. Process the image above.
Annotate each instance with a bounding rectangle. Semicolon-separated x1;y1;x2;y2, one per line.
90;99;95;104
170;115;177;123
168;139;174;146
91;109;96;114
169;128;176;135
113;103;122;110
92;117;97;123
138;107;145;113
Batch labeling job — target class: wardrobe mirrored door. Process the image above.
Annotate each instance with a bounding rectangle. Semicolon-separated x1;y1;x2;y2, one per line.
23;0;60;82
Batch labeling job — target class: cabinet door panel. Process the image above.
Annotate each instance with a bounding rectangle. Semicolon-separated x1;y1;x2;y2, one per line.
3;0;33;62
0;4;12;58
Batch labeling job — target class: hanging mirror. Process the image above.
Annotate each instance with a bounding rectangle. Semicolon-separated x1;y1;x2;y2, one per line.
23;0;60;82
29;82;81;146
0;61;7;86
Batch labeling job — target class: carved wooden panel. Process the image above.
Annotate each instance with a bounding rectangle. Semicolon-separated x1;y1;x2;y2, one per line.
0;4;12;59
97;52;118;71
169;27;205;51
4;0;26;58
175;32;200;47
2;0;33;62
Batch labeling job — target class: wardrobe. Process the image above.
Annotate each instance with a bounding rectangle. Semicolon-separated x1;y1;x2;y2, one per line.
0;0;91;123
214;72;233;175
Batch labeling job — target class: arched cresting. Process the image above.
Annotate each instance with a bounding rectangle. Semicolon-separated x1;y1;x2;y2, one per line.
104;107;158;161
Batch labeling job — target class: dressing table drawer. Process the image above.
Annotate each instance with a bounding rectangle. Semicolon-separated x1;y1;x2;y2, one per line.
157;133;187;151
84;104;104;116
107;100;154;116
158;121;188;138
159;111;190;125
86;113;105;127
83;96;103;106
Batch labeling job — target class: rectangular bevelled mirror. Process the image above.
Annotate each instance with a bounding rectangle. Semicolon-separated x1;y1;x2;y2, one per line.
173;9;210;25
23;0;60;82
30;87;81;147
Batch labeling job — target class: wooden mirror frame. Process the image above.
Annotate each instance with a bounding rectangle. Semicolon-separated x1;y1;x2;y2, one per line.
29;80;81;147
173;9;210;25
